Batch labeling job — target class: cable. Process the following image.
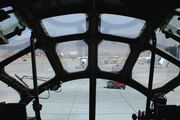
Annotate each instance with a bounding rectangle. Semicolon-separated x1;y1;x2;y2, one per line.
39;88;50;99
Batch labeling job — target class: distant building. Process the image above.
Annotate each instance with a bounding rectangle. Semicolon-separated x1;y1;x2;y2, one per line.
68;51;78;56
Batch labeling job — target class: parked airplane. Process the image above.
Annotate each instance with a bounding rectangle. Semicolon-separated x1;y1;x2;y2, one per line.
138;54;151;61
138;54;151;64
76;47;87;68
76;57;87;68
139;54;167;67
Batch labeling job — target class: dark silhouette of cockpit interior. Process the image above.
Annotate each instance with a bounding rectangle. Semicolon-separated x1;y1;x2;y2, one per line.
0;0;180;120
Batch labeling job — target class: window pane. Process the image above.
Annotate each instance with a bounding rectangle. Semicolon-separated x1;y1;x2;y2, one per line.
133;51;179;89
166;86;180;105
0;81;20;103
1;6;13;11
56;40;88;73
163;15;180;39
101;14;145;38
0;13;24;37
5;49;55;88
157;30;180;59
42;14;86;37
0;28;31;61
98;40;130;72
27;79;89;120
96;79;146;120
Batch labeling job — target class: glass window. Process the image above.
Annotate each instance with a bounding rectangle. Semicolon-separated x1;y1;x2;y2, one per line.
26;78;146;120
0;81;20;103
0;28;31;61
101;14;145;38
176;8;180;12
166;86;180;105
133;51;179;89
42;14;86;37
56;40;88;73
5;49;55;88
133;51;151;87
163;15;180;39
98;40;130;72
0;6;13;11
26;79;89;120
96;79;146;120
157;30;180;59
0;13;24;37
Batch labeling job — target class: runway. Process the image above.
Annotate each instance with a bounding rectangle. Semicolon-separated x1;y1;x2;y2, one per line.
0;59;179;120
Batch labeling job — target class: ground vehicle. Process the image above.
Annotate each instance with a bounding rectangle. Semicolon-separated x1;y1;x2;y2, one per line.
108;65;126;89
107;80;126;89
111;65;123;72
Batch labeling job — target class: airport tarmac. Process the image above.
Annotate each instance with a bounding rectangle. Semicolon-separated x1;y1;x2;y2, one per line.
26;79;146;120
0;59;180;120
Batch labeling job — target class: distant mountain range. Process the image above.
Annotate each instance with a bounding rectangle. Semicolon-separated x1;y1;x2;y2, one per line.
0;32;178;56
0;37;30;53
